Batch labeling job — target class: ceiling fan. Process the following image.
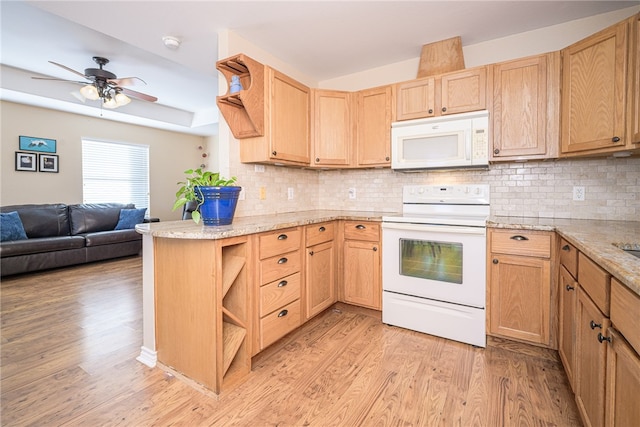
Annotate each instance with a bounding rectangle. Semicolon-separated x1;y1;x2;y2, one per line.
32;56;158;108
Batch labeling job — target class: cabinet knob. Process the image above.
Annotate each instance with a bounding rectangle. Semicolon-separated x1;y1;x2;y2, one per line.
278;280;288;287
590;320;602;330
385;156;390;161
598;333;611;344
309;250;314;256
355;224;366;230
562;244;570;251
277;234;288;240
510;235;529;241
278;309;288;318
566;284;575;291
319;226;326;232
373;247;378;252
492;259;499;264
277;257;288;264
494;148;500;155
428;109;433;114
272;151;277;156
315;158;320;162
442;107;447;112
612;136;621;143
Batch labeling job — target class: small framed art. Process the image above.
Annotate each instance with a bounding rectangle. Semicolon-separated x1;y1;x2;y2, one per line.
39;154;59;173
15;152;37;171
19;135;57;153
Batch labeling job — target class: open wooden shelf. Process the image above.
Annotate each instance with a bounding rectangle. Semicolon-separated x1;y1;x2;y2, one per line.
222;321;247;376
216;54;265;139
222;255;246;298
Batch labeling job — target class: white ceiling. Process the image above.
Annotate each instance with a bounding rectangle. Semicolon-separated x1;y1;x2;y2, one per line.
1;1;638;136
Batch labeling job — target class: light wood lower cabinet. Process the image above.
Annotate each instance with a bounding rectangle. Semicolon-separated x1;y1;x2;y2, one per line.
605;328;640;426
341;221;381;310
487;229;555;347
304;222;336;319
558;265;578;391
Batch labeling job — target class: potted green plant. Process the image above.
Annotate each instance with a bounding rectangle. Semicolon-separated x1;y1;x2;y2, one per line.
173;168;241;225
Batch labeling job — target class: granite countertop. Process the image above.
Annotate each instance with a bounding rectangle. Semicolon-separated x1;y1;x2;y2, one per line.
135;210;389;240
487;216;640;297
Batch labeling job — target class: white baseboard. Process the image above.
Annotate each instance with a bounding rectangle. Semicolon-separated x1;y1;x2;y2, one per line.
136;346;157;367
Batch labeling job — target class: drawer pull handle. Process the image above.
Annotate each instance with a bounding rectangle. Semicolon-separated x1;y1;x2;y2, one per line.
278;309;288;318
277;234;288;240
355;224;366;230
278;280;288;287
565;284;575;291
590;320;602;330
598;333;611;344
510;235;529;241
562;244;570;251
319;226;326;232
277;257;288;264
612;136;620;143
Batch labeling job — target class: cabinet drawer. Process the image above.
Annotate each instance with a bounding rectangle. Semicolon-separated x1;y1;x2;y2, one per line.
260;299;301;349
578;252;610;316
260;272;301;317
490;229;551;258
611;278;640;355
259;227;301;260
259;250;301;284
343;221;380;242
306;222;335;247
559;238;578;278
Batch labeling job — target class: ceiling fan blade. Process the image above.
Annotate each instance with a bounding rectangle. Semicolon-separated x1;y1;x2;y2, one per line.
109;76;147;86
121;87;158;103
31;76;87;84
49;61;87;79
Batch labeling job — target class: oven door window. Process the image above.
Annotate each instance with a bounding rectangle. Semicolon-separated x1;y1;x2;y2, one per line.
399;239;462;284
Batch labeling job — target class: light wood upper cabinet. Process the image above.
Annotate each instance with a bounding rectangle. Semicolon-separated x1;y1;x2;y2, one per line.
630;13;640;144
240;67;310;166
310;90;352;167
561;19;629;156
354;85;393;167
395;67;487;121
490;52;560;161
440;67;487;115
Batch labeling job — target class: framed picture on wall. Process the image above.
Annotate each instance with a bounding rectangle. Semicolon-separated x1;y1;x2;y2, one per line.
39;154;59;173
19;135;57;153
15;152;37;172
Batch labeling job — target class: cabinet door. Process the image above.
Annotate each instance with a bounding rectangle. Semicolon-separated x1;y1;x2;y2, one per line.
630;14;640;144
489;253;551;345
576;287;610;427
355;86;392;167
305;240;336;319
395;77;436;120
343;239;381;309
311;90;351;167
558;266;578;391
605;328;640;427
491;53;559;160
561;20;628;154
270;70;310;164
440;67;487;115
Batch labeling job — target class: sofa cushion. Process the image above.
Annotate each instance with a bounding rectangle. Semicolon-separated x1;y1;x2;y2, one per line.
0;204;70;238
1;212;28;242
114;208;147;230
68;203;134;235
83;229;141;247
0;236;86;257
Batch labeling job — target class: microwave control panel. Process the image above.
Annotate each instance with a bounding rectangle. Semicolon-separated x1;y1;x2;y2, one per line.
472;128;488;162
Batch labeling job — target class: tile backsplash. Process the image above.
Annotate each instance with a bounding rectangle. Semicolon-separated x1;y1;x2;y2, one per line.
231;156;639;221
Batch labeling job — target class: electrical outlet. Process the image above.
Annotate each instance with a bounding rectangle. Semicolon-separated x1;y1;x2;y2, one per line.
254;164;265;173
287;187;294;200
573;186;585;201
348;188;356;199
259;187;266;200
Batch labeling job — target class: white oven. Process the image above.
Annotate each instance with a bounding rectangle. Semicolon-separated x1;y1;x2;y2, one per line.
382;185;489;347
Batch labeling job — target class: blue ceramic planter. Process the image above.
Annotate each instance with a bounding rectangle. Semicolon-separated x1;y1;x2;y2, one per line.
195;186;241;226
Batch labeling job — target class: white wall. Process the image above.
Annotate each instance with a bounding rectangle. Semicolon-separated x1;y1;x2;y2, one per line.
1;101;205;220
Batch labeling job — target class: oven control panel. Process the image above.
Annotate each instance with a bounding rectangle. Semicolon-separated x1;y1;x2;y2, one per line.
403;184;490;205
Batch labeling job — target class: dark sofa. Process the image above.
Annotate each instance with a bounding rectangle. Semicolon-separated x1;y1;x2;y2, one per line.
0;203;144;277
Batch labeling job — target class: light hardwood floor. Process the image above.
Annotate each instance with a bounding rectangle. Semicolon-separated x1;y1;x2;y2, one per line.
1;257;582;426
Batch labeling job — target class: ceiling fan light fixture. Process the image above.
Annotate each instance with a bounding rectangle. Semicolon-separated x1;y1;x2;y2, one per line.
80;84;100;100
115;91;131;106
162;35;181;50
103;96;118;109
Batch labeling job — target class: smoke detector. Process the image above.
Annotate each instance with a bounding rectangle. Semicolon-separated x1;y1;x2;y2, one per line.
162;36;181;50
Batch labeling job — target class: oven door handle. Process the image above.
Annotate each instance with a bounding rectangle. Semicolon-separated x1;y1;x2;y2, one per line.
382;222;486;235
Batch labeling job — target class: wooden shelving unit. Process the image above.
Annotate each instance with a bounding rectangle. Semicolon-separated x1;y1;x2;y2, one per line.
216;54;266;139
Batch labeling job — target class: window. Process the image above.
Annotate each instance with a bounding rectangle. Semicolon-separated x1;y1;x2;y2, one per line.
82;139;150;212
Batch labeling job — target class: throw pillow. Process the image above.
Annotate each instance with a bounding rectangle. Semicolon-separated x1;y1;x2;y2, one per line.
114;208;147;230
1;211;28;242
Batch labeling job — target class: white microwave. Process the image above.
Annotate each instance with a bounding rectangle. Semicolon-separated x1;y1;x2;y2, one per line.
391;110;489;171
